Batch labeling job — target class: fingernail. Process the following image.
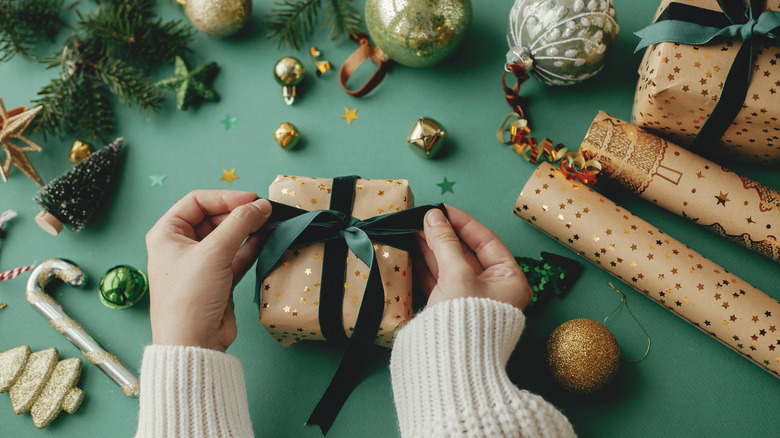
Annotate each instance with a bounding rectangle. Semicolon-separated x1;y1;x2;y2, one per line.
252;198;271;215
426;209;446;226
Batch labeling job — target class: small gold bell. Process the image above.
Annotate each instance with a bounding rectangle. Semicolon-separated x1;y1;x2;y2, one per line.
407;118;446;159
274;57;306;105
273;122;301;150
69;141;93;164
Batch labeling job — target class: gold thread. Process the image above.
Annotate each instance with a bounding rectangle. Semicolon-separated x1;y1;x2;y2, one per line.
84;351;121;366
603;282;651;363
49;318;83;334
26;290;62;308
121;381;139;397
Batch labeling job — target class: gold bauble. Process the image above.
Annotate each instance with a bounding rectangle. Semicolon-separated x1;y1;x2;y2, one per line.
546;319;620;394
68;140;93;164
273;122;301;150
274;57;306;105
177;0;251;38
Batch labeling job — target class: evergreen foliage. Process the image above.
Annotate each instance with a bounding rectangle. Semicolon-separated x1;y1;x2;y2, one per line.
0;0;68;61
35;138;123;232
29;0;196;142
264;0;362;50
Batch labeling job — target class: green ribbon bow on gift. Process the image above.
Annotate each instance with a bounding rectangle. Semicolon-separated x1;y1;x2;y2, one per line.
634;0;780;152
255;176;444;434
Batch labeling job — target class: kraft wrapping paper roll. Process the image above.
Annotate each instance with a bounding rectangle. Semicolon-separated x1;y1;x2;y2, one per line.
514;162;780;377
580;112;780;263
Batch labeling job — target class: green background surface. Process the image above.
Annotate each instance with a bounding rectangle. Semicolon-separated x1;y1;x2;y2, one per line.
1;0;779;436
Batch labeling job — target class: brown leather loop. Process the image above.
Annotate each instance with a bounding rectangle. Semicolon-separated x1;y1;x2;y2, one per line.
339;36;391;98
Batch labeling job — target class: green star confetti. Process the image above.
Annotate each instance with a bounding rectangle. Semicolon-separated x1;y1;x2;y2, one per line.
156;57;220;110
436;177;455;195
221;114;237;131
149;172;167;187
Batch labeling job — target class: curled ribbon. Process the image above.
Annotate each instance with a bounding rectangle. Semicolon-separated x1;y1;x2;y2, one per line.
497;111;601;185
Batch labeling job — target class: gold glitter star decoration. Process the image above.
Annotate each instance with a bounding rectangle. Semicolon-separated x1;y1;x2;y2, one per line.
0;346;85;429
0;99;45;187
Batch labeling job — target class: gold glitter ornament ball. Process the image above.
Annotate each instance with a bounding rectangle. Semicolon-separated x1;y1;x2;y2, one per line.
545;318;620;394
177;0;251;38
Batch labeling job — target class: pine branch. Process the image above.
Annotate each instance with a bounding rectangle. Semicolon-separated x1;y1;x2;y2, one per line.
0;0;68;61
323;0;362;45
28;72;80;140
263;0;322;50
72;75;115;142
93;57;165;112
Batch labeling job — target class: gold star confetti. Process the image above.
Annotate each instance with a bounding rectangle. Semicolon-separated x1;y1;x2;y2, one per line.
341;107;359;124
220;168;239;185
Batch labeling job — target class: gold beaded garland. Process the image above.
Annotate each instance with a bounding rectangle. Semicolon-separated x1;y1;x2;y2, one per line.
545;318;620;394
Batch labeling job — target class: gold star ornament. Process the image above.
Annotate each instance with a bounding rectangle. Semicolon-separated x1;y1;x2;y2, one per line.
0;99;45;187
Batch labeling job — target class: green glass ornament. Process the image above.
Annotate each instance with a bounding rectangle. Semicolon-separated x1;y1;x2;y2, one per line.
506;0;619;85
365;0;472;68
99;265;148;310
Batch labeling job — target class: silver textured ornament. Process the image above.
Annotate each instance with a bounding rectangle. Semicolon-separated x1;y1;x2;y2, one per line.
177;0;251;38
506;0;619;85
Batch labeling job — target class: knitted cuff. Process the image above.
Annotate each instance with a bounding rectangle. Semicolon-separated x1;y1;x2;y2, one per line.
390;297;575;438
136;345;254;438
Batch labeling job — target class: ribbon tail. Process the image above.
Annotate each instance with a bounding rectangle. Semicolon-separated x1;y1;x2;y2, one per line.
688;40;753;151
634;20;738;52
306;255;385;434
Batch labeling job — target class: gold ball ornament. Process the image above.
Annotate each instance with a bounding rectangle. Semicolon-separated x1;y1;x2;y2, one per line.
274;57;306;105
68;140;93;164
545;318;620;394
177;0;251;38
407;118;446;158
273;122;301;150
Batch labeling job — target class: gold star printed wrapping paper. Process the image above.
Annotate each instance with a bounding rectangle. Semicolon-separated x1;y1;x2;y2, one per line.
260;176;415;347
581;112;780;264
515;162;780;377
632;0;780;168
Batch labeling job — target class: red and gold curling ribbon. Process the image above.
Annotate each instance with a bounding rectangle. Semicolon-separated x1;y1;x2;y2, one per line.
499;63;600;184
497;111;601;185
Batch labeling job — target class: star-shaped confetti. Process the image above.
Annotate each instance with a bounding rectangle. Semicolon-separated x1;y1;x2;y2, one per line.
0;99;45;187
341;107;359;125
221;114;237;131
149;171;167;187
220;168;239;185
156;56;220;110
436;177;455;194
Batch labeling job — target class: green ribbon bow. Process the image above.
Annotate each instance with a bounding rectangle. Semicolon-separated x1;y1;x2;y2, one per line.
255;177;443;434
634;0;780;152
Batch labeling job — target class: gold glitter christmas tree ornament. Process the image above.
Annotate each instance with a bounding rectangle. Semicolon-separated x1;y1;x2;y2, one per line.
0;346;85;428
545;318;620;394
0;98;45;187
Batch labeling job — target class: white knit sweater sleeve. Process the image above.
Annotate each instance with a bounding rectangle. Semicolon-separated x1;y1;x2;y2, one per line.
135;345;254;438
390;297;576;438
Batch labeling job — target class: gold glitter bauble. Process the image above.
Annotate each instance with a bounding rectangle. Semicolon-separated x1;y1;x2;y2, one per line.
177;0;251;38
546;318;620;394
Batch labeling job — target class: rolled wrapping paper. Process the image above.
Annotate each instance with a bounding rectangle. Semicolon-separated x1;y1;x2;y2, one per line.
514;163;780;377
25;259;139;396
580;112;780;263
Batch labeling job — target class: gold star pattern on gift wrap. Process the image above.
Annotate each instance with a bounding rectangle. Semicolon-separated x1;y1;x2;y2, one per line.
0;100;45;187
220;168;239;185
515;163;780;376
340;107;359;124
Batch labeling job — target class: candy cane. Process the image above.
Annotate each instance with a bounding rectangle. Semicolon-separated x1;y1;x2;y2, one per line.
25;258;139;396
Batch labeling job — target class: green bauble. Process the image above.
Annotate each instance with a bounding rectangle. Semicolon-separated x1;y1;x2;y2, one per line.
365;0;472;68
506;0;619;85
99;265;148;310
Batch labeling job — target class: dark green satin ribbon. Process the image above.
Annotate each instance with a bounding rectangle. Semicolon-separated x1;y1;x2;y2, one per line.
256;181;443;434
634;0;780;152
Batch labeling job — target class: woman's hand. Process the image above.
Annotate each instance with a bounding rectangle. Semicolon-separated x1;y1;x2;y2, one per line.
145;190;272;352
415;205;532;311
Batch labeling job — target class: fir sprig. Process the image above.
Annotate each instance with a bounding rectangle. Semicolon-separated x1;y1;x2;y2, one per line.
29;0;196;142
264;0;363;50
0;0;69;61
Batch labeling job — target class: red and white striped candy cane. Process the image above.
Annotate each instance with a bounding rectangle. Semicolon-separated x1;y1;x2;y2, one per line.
0;264;36;281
